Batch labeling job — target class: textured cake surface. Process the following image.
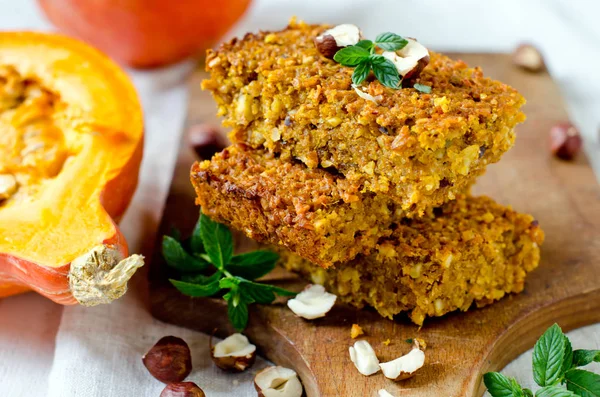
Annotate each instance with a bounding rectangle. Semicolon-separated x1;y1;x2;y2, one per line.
279;195;544;325
202;19;526;215
191;144;403;268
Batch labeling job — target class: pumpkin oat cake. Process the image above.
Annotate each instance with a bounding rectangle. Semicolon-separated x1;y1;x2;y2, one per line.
278;194;544;325
192;144;402;268
202;19;526;216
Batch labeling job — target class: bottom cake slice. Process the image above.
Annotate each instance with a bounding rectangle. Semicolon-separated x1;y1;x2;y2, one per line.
278;195;544;325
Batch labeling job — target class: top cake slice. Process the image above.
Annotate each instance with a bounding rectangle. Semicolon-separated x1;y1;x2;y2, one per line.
202;19;526;216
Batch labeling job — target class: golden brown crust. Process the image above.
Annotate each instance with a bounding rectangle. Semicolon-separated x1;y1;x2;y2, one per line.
201;19;525;215
279;195;544;325
191;144;404;268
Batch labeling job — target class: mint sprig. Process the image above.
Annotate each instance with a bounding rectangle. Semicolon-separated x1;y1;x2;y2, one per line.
332;32;431;92
162;212;296;331
484;324;600;397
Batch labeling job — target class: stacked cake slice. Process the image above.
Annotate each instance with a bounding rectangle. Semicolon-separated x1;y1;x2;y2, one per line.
194;19;544;325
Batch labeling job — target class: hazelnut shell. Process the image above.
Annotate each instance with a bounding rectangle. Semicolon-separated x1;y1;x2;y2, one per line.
160;382;205;397
550;122;582;161
209;335;256;372
313;34;341;59
402;55;430;87
142;336;192;383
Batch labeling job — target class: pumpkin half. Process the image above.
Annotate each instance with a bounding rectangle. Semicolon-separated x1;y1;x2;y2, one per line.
0;32;144;305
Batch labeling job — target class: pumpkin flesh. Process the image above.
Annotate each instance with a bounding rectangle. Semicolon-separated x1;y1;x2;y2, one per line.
0;32;143;304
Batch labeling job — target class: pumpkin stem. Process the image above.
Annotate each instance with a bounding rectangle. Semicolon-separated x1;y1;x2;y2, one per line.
68;244;144;306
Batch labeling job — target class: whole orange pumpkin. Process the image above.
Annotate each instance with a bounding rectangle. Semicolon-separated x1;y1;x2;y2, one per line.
38;0;252;68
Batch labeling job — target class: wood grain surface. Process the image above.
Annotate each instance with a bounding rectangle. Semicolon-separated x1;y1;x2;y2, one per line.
149;54;600;397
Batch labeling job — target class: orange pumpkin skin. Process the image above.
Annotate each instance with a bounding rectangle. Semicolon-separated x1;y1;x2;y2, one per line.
0;32;144;305
38;0;252;68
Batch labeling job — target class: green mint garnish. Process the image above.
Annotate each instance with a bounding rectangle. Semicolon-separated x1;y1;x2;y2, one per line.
533;324;566;387
484;323;600;397
413;83;432;94
162;212;296;331
332;31;425;90
374;32;408;51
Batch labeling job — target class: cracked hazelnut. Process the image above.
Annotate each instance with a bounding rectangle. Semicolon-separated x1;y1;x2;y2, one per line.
513;43;545;73
142;336;192;383
160;382;205;397
187;123;228;159
379;343;425;381
254;366;303;397
314;24;361;58
382;38;430;85
210;333;256;372
287;284;337;319
550;122;582;161
349;340;380;376
313;34;339;59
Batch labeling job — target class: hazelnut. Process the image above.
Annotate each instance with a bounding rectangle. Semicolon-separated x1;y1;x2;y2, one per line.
402;55;430;87
160;382;205;397
210;333;256;372
314;24;361;58
550;122;582;161
379;343;425;381
512;43;545;73
287;284;337;319
313;34;339;59
187;123;228;159
254;366;303;397
382;39;430;84
142;336;192;383
349;340;380;376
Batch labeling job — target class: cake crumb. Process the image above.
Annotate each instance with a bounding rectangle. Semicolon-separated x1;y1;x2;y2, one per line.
350;323;364;339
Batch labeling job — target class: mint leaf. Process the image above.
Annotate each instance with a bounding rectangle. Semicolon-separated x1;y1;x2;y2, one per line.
563;335;574;375
536;386;578;397
190;213;204;253
375;32;408;51
565;369;600;396
181;271;222;284
371;57;400;89
533;324;566;387
227;251;279;280
573;350;600;368
523;389;533;397
413;83;432;93
226;291;250;331
219;277;241;289
241;281;276;304
162;235;209;272
267;285;297;297
352;59;371;85
199;214;233;270
170;278;221;297
333;46;370;66
483;372;521;397
355;39;373;50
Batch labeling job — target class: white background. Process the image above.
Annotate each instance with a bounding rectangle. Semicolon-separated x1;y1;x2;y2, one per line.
0;0;599;396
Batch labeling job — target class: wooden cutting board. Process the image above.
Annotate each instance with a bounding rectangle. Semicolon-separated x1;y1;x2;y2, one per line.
148;54;600;397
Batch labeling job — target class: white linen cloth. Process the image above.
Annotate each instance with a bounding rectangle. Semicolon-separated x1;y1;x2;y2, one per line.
0;0;598;396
